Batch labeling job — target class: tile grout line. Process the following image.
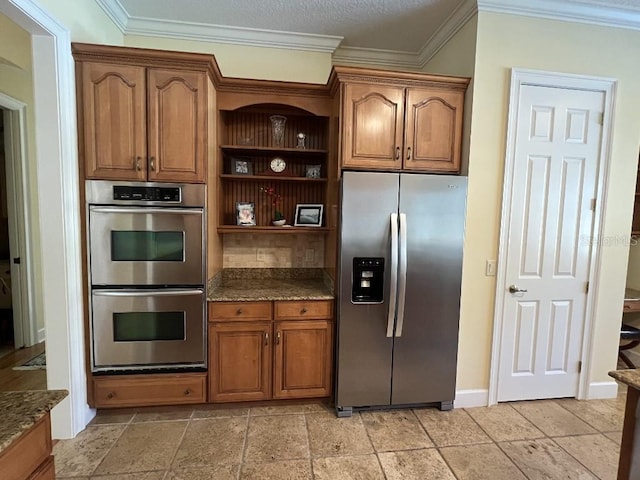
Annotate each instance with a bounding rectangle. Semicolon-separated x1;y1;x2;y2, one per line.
411;408;463;480
237;409;251;480
303;412;316;480
358;412;390;480
84;416;133;477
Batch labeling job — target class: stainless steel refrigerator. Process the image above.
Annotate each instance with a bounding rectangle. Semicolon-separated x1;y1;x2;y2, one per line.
336;171;467;417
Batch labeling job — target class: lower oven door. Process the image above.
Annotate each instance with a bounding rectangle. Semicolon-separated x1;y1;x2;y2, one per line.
91;288;205;372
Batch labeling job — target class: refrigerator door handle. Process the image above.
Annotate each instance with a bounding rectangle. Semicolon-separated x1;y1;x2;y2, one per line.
386;213;399;337
395;212;408;337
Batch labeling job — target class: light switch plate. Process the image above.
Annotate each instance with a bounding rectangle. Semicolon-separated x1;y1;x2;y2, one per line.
485;260;497;276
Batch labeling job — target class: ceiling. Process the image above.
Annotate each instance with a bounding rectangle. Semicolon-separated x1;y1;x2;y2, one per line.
97;0;640;68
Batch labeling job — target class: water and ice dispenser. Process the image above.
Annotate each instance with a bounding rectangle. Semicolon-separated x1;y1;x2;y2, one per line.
352;257;385;303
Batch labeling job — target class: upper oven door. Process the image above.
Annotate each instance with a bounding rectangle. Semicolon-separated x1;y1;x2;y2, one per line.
89;206;204;286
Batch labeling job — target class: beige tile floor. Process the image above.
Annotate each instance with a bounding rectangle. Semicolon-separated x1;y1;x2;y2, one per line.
53;391;627;480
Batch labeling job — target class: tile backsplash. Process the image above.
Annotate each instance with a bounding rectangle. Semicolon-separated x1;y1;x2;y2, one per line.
223;234;325;268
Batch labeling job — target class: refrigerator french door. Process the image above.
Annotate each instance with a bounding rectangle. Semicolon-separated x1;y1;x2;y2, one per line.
336;171;467;416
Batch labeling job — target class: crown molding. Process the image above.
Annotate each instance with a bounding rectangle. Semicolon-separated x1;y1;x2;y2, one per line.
96;0;342;53
477;0;640;31
332;46;421;70
417;0;478;67
95;0;128;32
95;0;640;70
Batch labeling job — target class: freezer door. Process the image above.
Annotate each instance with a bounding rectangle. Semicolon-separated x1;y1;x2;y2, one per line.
336;171;400;409
391;174;467;406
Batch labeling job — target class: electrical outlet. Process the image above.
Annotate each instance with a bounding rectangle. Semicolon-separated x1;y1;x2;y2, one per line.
305;249;315;262
485;260;497;276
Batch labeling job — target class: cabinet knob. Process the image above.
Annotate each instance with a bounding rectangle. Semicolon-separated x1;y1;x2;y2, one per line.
107;392;115;399
236;308;243;315
395;146;400;160
184;388;192;395
301;307;307;314
406;147;412;161
149;156;156;171
135;156;142;171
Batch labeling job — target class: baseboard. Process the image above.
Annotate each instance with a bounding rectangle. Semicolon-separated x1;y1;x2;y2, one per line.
587;381;618;399
454;389;489;408
37;328;45;344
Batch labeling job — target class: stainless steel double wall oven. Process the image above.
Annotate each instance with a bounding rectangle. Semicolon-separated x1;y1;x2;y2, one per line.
86;180;206;372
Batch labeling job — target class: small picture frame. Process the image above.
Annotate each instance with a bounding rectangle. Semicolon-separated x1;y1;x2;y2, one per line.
231;158;253;175
294;204;323;227
236;202;256;226
305;164;322;179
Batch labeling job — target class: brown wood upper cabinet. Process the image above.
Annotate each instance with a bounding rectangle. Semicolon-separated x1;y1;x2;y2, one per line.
77;61;206;183
335;67;469;173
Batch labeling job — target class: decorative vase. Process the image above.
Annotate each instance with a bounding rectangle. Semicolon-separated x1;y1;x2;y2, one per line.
269;115;287;146
272;219;286;226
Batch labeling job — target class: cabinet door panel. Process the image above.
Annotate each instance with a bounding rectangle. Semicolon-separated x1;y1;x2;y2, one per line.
82;62;146;180
147;69;206;183
273;320;332;399
342;84;404;170
404;88;464;173
209;323;271;402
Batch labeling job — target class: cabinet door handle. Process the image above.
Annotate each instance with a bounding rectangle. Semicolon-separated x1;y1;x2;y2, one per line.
264;332;269;345
395;146;400;160
406;147;412;161
135;156;142;171
276;331;281;344
149;156;156;171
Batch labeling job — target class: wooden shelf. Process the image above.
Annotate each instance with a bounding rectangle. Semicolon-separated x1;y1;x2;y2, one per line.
220;145;328;155
220;174;327;182
218;226;328;234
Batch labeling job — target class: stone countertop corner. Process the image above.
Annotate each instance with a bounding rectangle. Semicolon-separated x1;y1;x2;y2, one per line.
0;389;68;454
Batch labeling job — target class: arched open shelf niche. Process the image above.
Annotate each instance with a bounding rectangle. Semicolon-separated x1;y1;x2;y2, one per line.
217;103;330;232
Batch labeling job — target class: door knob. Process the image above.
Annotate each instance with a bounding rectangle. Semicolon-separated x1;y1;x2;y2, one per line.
508;285;528;294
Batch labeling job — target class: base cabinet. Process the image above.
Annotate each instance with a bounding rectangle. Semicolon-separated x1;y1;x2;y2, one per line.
208;300;333;403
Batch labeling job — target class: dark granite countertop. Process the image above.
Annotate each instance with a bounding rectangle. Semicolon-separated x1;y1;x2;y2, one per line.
610;369;640;390
0;390;67;453
208;268;334;302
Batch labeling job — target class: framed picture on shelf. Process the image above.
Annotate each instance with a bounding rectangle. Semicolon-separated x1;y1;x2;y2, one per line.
294;204;323;227
305;164;321;178
230;157;253;175
236;202;256;226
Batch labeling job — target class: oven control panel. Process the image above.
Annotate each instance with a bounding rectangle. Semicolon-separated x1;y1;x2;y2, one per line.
113;186;181;202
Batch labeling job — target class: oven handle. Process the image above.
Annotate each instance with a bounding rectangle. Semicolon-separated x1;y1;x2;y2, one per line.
92;289;204;297
89;206;203;215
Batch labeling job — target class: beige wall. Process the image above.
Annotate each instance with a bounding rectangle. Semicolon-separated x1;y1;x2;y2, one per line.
125;36;332;84
37;0;122;44
459;11;640;392
0;12;45;334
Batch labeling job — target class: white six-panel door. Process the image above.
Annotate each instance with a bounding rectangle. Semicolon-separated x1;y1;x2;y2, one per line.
497;84;604;401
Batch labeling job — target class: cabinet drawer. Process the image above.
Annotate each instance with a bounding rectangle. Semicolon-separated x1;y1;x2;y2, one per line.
274;300;333;320
0;414;51;480
28;456;55;480
93;373;206;408
209;301;272;321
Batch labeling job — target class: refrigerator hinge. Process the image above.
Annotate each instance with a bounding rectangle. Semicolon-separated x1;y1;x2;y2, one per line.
578;360;582;373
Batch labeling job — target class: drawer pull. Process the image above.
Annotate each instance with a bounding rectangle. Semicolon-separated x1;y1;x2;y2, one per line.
301;307;308;314
276;331;281;344
184;388;192;395
107;392;115;399
236;308;243;315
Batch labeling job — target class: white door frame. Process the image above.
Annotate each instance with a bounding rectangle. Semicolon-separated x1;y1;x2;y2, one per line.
489;68;616;405
1;0;93;438
0;95;37;348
